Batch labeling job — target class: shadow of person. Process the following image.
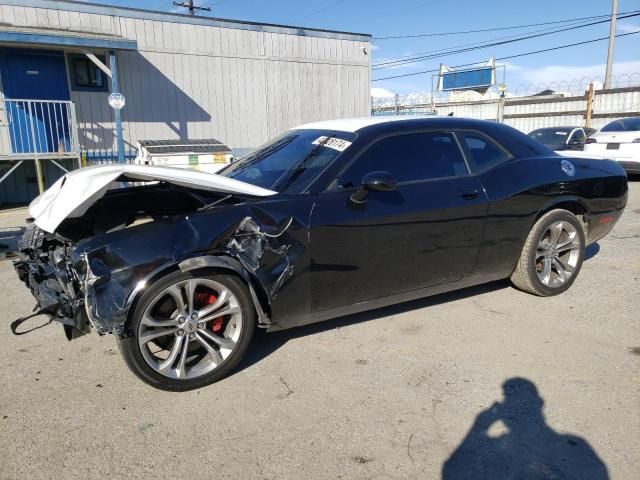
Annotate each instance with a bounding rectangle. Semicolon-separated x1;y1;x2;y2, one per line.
584;242;600;261
442;378;609;480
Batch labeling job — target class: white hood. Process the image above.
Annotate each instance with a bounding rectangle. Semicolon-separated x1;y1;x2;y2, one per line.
29;165;277;233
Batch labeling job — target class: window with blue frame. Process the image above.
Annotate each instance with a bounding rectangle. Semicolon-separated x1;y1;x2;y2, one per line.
68;54;108;92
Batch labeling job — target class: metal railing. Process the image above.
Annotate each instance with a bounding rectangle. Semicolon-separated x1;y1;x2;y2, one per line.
0;99;81;194
82;148;138;166
0;99;79;158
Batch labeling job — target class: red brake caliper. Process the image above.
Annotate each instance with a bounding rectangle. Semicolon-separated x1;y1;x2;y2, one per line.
198;292;224;333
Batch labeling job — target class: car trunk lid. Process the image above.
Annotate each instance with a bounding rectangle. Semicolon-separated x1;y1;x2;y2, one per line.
591;131;640;144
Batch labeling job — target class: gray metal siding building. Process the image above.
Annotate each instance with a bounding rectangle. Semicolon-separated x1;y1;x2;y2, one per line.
0;0;371;202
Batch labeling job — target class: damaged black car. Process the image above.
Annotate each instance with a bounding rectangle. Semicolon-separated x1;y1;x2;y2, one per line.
12;117;628;390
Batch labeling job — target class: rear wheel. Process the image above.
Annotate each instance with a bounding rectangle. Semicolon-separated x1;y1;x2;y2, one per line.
511;209;585;296
118;270;255;391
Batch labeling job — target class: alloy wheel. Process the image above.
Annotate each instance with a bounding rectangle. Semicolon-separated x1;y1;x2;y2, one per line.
137;278;243;379
535;220;581;288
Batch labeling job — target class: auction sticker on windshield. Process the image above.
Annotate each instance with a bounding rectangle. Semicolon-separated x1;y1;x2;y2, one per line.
312;136;352;152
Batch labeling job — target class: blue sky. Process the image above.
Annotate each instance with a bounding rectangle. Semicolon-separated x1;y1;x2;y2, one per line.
101;0;639;94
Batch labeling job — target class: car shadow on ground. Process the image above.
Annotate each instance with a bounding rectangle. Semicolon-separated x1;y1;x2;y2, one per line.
237;279;512;373
441;377;609;479
239;240;601;374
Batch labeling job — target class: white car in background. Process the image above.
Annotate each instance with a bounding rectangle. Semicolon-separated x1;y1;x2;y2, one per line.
528;126;596;152
583;117;640;174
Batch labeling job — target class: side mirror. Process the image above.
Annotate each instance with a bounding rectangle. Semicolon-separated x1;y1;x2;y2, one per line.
363;171;397;192
350;171;397;203
568;138;584;150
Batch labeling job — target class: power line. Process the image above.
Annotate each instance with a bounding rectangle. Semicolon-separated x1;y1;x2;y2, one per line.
371;30;640;82
498;30;638;63
372;11;640;70
294;0;347;23
372;16;606;69
373;11;640;69
373;10;637;40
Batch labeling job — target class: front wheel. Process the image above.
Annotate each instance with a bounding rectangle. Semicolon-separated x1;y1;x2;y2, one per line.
118;270;256;391
511;209;585;296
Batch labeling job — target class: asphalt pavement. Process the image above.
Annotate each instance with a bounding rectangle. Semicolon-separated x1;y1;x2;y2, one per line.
0;181;638;479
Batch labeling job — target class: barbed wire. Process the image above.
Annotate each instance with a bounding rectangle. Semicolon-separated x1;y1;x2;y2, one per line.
371;72;640;109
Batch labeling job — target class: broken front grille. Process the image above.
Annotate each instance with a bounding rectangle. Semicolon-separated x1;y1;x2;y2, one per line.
18;224;46;251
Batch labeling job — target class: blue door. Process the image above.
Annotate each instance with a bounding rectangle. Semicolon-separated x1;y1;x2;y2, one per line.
0;49;71;154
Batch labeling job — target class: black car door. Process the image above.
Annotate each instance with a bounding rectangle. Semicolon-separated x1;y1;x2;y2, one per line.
309;130;488;313
451;130;522;276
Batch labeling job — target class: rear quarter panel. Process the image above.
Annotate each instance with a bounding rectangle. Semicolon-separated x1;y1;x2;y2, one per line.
473;155;627;275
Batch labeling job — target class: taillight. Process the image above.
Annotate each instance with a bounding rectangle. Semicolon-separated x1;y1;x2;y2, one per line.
585;138;597;144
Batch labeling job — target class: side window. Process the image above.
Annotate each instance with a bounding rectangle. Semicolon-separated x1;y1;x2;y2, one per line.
338;132;467;188
459;132;511;172
570;129;585;143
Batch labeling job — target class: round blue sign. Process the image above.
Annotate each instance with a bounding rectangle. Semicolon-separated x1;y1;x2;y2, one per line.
561;159;576;177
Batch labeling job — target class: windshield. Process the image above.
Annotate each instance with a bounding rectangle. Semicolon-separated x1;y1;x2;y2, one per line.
528;128;571;149
601;117;640;132
218;129;356;193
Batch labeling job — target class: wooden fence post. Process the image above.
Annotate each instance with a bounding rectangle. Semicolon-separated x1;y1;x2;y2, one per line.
496;94;506;123
585;82;594;128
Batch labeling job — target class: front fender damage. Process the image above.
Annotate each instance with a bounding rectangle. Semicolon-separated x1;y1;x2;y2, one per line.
80;251;146;335
225;216;297;299
75;210;303;336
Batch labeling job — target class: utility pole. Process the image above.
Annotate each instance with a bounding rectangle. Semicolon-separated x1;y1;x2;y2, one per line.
172;0;211;16
604;0;618;89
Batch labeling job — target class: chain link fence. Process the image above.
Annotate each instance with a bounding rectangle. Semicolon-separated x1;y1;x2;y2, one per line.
508;72;640;97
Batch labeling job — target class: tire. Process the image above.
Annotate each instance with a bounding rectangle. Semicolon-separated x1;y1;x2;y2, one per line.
511;209;585;296
118;270;256;391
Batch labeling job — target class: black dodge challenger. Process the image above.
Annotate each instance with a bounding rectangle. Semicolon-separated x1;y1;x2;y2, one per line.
13;117;628;390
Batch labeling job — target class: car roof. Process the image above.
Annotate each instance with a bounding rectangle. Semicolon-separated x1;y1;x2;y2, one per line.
292;115;511;134
293;116;438;132
292;116;553;158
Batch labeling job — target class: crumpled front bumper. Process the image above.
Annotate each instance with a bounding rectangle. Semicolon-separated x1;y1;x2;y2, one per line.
75;251;152;336
13;226;89;339
13;203;304;337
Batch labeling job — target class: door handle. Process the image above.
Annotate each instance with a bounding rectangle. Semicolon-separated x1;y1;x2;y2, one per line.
458;189;479;200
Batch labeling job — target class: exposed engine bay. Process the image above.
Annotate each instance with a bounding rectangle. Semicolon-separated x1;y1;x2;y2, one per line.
11;164;303;342
13;183;244;339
